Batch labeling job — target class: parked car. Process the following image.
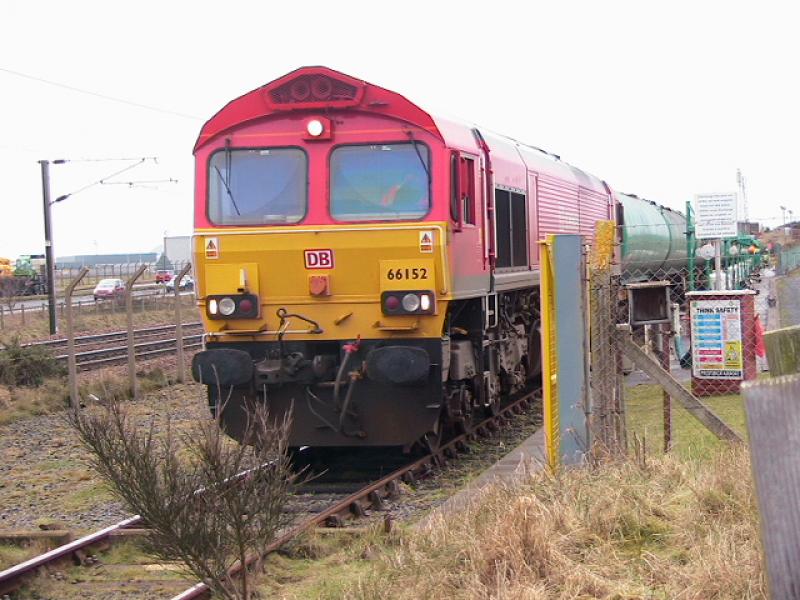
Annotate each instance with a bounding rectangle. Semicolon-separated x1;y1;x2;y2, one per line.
155;269;175;283
166;274;194;293
93;278;126;301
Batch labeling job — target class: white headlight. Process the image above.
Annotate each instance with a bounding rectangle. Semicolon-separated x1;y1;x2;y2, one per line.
208;299;218;315
402;293;421;312
219;297;236;316
420;294;431;311
307;119;324;137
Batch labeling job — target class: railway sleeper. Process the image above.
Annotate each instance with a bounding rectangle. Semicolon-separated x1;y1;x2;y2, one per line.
369;490;387;511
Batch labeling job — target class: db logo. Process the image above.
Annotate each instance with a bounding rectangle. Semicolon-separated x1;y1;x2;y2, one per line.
304;249;334;269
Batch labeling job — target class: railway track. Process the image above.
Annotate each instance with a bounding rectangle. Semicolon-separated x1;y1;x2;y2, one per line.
0;389;539;598
58;333;204;369
24;322;203;351
8;323;205;370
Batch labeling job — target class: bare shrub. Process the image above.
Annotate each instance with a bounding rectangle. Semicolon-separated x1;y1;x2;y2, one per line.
0;277;19;315
68;394;296;600
0;336;65;387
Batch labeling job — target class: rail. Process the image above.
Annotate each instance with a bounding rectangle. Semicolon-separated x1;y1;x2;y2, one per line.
22;322;203;351
59;334;204;369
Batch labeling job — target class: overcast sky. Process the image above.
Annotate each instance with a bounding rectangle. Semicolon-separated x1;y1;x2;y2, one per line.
1;0;797;259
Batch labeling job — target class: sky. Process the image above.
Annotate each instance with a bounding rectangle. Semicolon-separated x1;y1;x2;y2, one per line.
1;0;798;259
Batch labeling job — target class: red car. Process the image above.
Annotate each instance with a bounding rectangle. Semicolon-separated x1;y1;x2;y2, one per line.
156;269;174;283
93;278;126;301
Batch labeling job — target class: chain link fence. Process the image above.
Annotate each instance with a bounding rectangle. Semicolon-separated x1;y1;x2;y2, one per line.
0;261;195;331
588;255;769;454
778;247;800;275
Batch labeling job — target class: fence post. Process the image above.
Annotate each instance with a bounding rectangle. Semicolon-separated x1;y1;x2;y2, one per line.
0;306;4;330
125;265;148;400
65;267;90;408
659;323;672;452
20;304;25;326
743;374;800;599
173;263;192;383
763;325;800;377
588;221;621;453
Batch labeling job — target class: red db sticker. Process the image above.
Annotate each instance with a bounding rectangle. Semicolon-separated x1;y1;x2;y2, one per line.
304;249;334;269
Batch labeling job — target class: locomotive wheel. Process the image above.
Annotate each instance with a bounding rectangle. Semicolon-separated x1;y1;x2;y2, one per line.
445;387;474;436
410;410;446;456
527;320;542;381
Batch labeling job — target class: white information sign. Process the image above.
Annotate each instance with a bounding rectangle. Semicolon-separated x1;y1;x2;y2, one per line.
690;299;743;380
693;193;738;239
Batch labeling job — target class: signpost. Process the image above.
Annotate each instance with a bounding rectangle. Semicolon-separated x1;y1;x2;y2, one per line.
693;193;738;290
687;290;757;396
690;298;743;380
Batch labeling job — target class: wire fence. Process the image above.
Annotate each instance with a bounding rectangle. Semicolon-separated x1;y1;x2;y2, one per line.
0;260;193;298
588;258;770;454
778;247;800;274
0;262;196;332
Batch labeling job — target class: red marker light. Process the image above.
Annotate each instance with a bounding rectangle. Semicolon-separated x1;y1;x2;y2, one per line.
238;298;254;314
384;295;400;311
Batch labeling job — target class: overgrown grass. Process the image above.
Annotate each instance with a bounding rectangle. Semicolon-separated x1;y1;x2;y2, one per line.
625;383;747;458
303;445;764;600
0;543;36;571
0;367;175;425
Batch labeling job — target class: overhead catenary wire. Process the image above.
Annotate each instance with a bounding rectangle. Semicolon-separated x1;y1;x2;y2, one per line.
101;178;179;187
52;157;157;202
0;66;203;121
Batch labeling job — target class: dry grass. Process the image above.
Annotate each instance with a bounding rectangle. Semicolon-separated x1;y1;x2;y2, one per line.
336;445;764;600
0;367;174;425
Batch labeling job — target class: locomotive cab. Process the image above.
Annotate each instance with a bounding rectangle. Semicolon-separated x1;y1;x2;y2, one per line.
191;67;478;449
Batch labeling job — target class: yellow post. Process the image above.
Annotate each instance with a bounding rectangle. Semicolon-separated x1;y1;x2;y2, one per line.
539;236;559;471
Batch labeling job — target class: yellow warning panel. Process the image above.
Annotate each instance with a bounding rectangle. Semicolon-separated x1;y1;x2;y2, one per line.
724;341;743;370
419;230;434;253
205;237;219;259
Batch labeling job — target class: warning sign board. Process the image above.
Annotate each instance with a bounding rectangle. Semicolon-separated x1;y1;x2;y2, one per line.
693;193;738;239
419;230;433;253
690;299;743;379
205;237;219;259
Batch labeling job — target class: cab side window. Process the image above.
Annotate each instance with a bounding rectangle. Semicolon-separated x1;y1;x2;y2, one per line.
460;157;475;225
450;153;477;228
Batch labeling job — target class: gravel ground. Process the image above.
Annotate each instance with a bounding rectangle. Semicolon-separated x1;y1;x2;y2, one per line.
0;380;209;532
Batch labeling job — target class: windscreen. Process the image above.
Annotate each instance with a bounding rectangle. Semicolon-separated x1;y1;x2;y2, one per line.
330;143;430;221
208;148;307;225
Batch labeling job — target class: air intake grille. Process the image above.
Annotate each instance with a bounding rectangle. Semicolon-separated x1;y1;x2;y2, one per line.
269;75;357;105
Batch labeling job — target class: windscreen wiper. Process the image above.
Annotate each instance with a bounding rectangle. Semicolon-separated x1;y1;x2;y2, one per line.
410;138;431;186
213;140;240;215
214;166;241;215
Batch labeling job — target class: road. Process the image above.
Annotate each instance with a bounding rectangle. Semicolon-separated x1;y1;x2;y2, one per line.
10;285;194;311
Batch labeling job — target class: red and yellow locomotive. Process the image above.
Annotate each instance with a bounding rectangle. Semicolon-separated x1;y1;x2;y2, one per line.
191;66;613;450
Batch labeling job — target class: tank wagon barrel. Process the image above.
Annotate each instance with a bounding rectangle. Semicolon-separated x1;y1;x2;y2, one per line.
617;192;688;276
